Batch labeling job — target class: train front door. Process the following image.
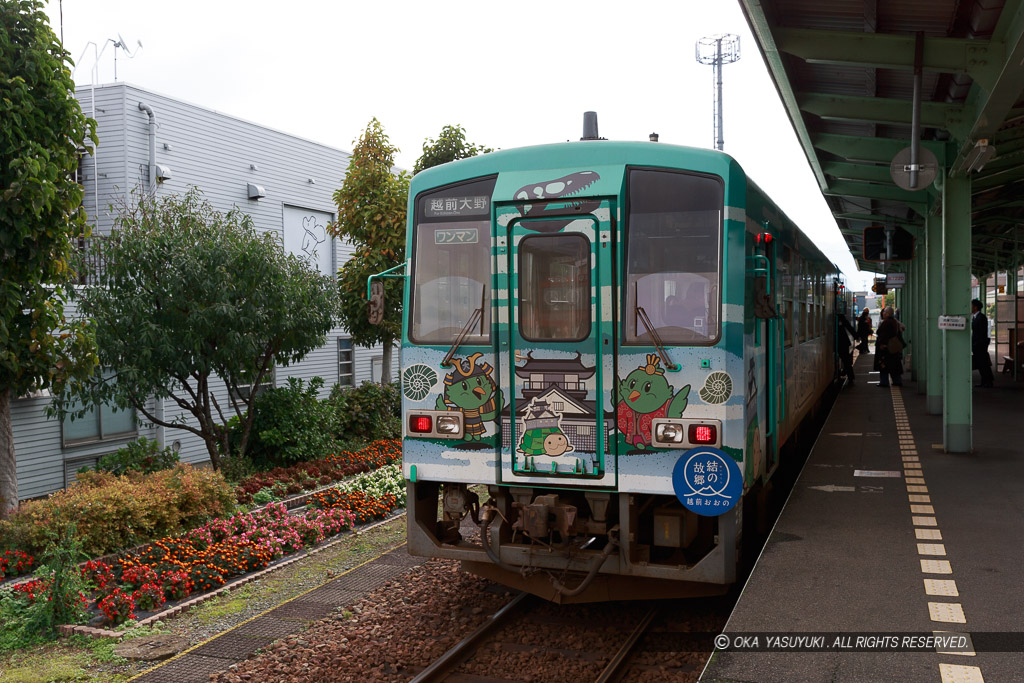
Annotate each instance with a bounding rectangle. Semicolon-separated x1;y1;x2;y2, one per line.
497;207;615;487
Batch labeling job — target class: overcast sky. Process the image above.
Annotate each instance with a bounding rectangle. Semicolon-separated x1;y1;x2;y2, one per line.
45;0;880;289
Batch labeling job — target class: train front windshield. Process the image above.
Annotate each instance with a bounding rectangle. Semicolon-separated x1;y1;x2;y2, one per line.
409;177;497;345
625;169;723;346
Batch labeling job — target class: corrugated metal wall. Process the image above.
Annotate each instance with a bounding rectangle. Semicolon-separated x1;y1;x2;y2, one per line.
11;84;399;500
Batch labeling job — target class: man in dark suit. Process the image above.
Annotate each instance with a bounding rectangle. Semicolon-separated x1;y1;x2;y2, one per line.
971;299;994;388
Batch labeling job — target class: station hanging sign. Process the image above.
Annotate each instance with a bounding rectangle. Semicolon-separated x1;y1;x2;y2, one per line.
863;225;915;261
938;315;966;331
887;273;907;287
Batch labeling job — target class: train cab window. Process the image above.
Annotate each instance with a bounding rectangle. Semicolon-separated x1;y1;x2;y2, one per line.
410;177;496;345
625;169;722;345
519;235;591;341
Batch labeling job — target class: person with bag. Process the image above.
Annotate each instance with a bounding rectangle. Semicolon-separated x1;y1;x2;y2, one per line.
856;308;872;354
972;299;994;388
837;313;857;386
874;306;904;388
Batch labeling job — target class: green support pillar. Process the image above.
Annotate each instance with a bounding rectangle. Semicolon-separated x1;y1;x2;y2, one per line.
917;260;925;385
925;211;943;413
942;174;972;453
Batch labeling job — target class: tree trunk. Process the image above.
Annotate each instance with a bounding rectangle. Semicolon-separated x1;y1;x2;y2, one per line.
0;388;18;519
204;434;223;471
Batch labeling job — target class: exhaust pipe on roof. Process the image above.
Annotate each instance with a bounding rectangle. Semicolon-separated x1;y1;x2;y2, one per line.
581;111;601;140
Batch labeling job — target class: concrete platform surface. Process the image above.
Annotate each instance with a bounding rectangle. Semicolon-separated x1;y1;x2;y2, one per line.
702;354;1024;683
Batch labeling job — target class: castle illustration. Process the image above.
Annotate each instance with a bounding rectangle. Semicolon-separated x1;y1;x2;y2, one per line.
501;352;615;455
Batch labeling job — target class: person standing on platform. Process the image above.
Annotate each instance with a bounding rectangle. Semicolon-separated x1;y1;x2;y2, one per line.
837;313;857;386
972;299;994;388
875;306;904;388
856;308;872;354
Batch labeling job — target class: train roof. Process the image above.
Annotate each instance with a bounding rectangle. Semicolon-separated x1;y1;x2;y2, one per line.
410;140;840;275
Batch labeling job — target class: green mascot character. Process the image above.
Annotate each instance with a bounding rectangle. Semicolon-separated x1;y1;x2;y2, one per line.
436;353;503;441
616;354;691;449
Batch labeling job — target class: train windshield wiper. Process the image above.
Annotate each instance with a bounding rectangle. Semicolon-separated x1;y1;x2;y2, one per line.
441;286;486;368
636;305;679;371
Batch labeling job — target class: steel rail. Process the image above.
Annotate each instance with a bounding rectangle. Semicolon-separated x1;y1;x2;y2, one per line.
409;591;529;683
593;606;659;683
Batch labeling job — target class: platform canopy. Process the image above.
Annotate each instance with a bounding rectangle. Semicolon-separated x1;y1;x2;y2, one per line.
739;0;1024;275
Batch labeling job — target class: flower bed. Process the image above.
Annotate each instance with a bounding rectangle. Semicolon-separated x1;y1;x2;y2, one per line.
4;474;405;634
233;439;401;505
0;550;34;581
308;464;406;523
0;443;408;641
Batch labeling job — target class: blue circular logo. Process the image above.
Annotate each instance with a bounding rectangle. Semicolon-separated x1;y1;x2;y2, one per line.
672;447;743;517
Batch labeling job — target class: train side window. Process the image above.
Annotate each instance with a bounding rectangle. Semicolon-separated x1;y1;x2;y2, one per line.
781;262;793;348
624;168;723;345
519;234;591;342
816;275;824;337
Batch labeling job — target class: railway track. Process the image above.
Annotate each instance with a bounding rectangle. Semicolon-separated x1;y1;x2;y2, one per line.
408;593;718;683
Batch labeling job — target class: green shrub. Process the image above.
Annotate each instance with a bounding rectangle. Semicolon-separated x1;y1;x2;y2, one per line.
228;377;340;469
329;381;401;443
219;453;257;483
97;437;180;476
0;524;92;649
251;488;275;505
0;465;234;558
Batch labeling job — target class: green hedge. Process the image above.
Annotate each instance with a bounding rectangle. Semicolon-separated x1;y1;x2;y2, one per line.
95;436;179;475
227;378;401;470
228;377;339;470
330;381;400;443
0;465;234;558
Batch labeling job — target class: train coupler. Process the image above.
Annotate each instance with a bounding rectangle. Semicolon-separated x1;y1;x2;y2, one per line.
512;494;578;547
438;484;480;544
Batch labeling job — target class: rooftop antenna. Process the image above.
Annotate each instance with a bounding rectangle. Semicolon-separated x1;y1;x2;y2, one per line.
696;34;741;151
111;33;143;81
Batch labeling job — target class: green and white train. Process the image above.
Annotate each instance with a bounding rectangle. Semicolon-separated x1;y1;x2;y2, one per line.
400;122;841;602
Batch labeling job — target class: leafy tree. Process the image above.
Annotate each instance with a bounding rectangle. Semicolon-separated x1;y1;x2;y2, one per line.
0;0;98;517
56;188;339;470
413;124;492;174
329;119;409;383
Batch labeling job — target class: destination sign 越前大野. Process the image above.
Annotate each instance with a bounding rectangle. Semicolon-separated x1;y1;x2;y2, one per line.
425;195;489;218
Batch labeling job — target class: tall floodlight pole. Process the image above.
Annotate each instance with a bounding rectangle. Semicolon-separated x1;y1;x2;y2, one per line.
696;34;741;151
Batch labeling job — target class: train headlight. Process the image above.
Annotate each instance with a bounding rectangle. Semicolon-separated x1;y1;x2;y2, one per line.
655;423;685;443
652;418;722;448
406;410;464;439
436;414;462;435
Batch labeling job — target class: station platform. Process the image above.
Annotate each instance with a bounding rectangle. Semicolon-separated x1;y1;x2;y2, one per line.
702;353;1023;683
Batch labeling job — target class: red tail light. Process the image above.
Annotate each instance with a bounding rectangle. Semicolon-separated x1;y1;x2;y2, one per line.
409;415;433;433
689;424;716;444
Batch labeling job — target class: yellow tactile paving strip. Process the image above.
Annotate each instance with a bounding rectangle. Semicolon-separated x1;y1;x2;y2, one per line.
889;387;984;681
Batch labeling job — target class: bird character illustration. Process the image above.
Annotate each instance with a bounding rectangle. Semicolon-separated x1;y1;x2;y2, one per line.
616;354;691;449
435;353;503;441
